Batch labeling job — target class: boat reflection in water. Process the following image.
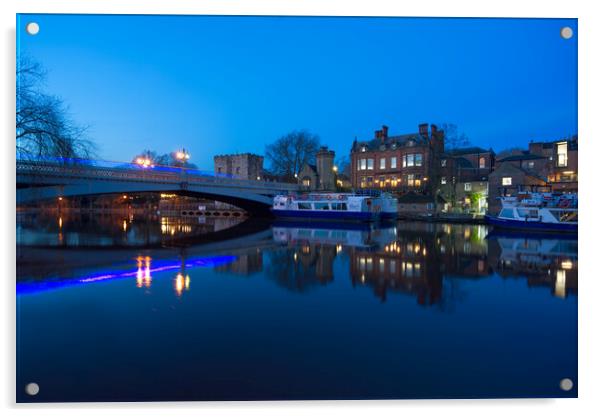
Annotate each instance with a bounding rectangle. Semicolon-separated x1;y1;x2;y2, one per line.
16;218;578;401
486;231;577;299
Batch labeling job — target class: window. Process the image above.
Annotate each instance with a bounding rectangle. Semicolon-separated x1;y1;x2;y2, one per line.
235;167;241;174
357;159;361;170
557;142;568;167
479;156;486;169
441;176;447;185
217;167;222;173
380;157;386;170
360;176;366;188
360;159;367;170
464;183;472;191
403;153;422;167
415;153;423;167
314;203;329;210
407;174;415;186
332;203;348;211
502;177;512;186
391;156;397;169
441;159;447;167
298;203;312;210
361;146;367;152
367;158;374;170
379;176;385;187
527;161;535;169
366;176;373;184
302;178;311;187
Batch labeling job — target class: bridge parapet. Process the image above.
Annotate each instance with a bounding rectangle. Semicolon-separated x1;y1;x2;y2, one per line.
17;160;300;193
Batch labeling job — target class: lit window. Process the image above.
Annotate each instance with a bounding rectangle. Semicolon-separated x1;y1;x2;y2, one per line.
391;157;397;169
357;159;361;170
302;179;311;187
407;174;415;186
441;159;447;167
557;142;568;167
360;159;367;170
441;177;447;185
502;177;512;186
361;146;367;152
479;157;486;169
380;157;386;169
406;154;414;167
367;158;374;170
464;183;472;191
527;161;535;169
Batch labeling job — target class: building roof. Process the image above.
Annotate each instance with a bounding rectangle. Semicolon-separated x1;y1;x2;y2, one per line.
454;157;474;169
445;146;491;156
497;153;547;163
352;133;428;152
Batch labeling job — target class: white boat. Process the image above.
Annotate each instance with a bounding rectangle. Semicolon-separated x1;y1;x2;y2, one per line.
485;192;577;233
271;192;398;222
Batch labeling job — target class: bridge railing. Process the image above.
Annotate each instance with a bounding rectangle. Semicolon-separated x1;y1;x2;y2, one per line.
16;158;299;192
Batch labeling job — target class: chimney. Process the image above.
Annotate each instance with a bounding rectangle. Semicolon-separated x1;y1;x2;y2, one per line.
419;123;429;138
382;125;389;139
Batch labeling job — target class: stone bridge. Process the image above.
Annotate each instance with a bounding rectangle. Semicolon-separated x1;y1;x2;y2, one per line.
16;159;300;213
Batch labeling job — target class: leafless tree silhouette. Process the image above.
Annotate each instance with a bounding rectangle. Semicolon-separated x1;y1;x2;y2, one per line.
265;130;320;182
16;57;95;161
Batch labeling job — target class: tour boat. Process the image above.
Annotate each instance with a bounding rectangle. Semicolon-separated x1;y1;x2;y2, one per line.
271;192;398;222
485;192;577;233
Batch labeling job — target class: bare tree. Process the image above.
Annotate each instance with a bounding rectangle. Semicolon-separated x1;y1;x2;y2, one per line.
16;57;94;161
335;155;351;178
265;130;320;182
437;123;471;150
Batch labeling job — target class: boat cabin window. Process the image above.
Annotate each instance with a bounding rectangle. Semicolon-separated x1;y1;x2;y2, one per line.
314;203;329;210
517;208;539;219
499;208;514;218
331;203;348;211
550;210;578;223
297;203;312;210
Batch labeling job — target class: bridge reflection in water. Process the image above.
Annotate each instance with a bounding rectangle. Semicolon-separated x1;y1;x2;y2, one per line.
17;219;578;303
16;216;577;402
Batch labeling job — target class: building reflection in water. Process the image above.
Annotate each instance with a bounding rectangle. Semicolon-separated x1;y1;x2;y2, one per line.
266;222;576;305
16;211;247;247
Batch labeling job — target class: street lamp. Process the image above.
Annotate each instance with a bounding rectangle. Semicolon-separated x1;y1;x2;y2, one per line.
333;165;338;173
135;157;153;168
175;149;191;163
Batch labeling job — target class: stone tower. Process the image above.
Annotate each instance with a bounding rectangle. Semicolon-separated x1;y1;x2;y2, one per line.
316;146;336;191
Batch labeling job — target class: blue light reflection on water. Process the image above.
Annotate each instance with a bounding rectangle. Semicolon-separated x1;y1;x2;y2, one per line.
16;222;577;402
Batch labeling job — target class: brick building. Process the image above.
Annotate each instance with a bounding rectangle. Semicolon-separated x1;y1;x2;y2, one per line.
439;147;495;213
350;123;444;194
487;136;577;214
214;153;264;180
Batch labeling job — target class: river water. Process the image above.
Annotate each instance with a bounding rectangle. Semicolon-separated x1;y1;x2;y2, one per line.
16;213;577;402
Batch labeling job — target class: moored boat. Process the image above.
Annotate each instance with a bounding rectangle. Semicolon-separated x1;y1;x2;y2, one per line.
271;192;397;222
485;192;577;233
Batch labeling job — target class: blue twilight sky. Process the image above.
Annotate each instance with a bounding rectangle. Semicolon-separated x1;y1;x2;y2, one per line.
17;14;577;169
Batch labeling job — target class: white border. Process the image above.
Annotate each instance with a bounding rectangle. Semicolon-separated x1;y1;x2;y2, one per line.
2;1;601;416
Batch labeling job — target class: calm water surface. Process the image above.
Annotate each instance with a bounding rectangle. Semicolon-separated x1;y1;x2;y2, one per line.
16;214;578;401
